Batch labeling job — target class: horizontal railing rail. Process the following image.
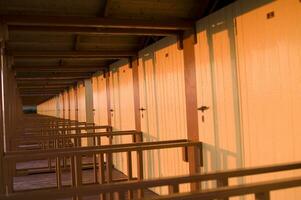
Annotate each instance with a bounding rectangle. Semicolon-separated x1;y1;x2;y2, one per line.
4;139;203;198
1;161;301;200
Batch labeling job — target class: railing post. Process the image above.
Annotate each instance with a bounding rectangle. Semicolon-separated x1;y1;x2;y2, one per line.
70;156;77;200
114;192;126;200
106;152;113;200
127;151;133;199
255;192;270;200
5;159;14;194
168;184;180;194
216;177;229;200
56;156;62;189
92;153;98;183
74;154;82;200
98;153;105;200
137;149;144;198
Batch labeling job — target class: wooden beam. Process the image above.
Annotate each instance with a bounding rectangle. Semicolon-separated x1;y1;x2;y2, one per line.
131;58;141;132
2;15;194;30
18;86;70;90
9;25;179;36
17;80;76;84
16;72;92;78
20;94;58;97
183;30;200;191
14;68;101;73
13;65;105;72
16;76;89;81
8;50;137;58
18;85;70;89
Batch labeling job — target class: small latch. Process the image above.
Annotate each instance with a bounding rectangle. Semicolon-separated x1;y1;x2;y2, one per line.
198;106;209;112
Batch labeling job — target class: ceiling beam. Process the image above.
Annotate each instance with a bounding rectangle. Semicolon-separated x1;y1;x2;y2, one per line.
1;15;194;30
8;50;136;58
20;94;58;97
16;72;92;77
18;85;70;89
16;76;89;81
13;65;104;69
8;25;179;36
17;80;76;84
14;68;101;73
20;89;64;93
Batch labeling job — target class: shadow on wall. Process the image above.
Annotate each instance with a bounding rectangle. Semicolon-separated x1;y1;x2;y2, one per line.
124;0;275;194
195;0;274;187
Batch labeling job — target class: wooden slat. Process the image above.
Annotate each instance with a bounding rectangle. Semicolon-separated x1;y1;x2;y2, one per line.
9;50;137;58
3;172;301;200
2;15;194;30
9;25;180;36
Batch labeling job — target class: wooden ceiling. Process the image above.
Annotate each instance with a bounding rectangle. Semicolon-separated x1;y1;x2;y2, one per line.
0;0;235;106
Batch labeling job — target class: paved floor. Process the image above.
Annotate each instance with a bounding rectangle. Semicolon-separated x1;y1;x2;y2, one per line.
14;158;158;199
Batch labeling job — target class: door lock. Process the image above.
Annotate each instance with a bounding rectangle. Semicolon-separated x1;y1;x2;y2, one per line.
198;106;209;112
140;108;146;118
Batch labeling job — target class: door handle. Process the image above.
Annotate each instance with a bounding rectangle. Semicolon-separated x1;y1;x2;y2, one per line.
109;109;114;112
198;106;209;112
139;108;146;111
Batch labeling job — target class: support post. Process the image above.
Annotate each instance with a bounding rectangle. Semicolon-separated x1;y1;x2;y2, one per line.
131;58;141;132
0;23;7;194
105;71;112;126
84;79;94;146
255;192;270;200
183;30;200;191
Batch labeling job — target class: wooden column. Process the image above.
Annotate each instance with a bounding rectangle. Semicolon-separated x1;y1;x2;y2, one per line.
130;58;144;196
0;25;6;194
84;79;94;146
74;85;79;132
132;58;141;132
105;71;112;126
183;30;201;190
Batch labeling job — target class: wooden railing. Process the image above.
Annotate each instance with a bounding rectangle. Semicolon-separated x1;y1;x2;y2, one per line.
4;139;203;199
13;130;143;175
2;161;301;200
13;130;142;150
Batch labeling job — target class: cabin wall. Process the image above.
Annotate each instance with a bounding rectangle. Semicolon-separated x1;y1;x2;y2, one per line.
69;88;76;121
138;37;190;193
36;0;301;198
107;59;136;176
92;74;110;146
0;49;24;187
195;0;301;199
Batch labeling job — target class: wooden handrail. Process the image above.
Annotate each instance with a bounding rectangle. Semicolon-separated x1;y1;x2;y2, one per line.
14;130;140;142
5;139;200;160
1;161;301;200
26;125;112;133
4;139;203;195
142;176;301;200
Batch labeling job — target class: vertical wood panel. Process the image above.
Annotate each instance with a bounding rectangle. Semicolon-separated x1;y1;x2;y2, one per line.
92;76;99;125
138;37;189;194
109;59;136;174
85;79;94;146
69;88;75;120
235;0;301;199
0;40;5;194
97;75;108;126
